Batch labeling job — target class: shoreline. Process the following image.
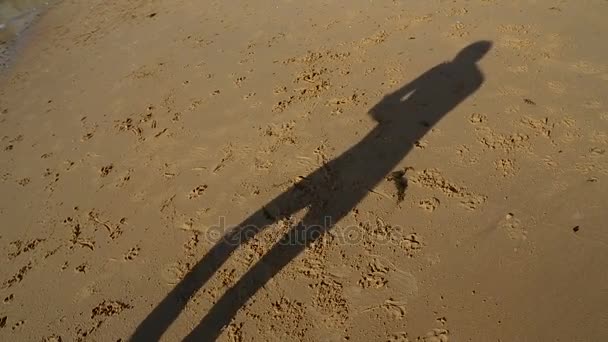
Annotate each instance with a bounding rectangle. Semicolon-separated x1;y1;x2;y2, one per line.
0;0;54;69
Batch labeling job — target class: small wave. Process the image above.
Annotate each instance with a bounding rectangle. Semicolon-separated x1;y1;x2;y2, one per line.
1;0;53;69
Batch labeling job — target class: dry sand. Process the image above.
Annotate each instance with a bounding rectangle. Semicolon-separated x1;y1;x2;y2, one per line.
1;0;608;341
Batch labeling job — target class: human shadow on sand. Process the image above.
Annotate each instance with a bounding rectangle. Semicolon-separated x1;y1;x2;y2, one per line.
131;40;492;342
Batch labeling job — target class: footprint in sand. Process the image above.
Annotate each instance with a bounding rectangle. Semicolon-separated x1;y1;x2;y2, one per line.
499;213;527;241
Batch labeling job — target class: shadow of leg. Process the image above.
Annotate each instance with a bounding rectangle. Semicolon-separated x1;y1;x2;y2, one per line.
183;216;328;342
130;186;309;342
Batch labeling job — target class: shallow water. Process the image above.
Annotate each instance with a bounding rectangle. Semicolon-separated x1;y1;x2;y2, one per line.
1;0;50;38
0;0;52;68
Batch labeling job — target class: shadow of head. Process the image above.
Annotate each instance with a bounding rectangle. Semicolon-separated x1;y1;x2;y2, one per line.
453;40;492;64
368;40;492;124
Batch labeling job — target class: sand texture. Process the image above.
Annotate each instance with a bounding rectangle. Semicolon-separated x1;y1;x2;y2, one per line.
1;0;608;341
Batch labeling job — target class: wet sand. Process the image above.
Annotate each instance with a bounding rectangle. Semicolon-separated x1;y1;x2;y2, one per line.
1;0;53;68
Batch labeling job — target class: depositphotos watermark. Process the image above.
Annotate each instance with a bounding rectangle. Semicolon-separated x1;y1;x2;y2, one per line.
202;216;413;246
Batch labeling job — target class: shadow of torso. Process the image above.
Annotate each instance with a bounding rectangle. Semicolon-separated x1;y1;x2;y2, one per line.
284;59;484;224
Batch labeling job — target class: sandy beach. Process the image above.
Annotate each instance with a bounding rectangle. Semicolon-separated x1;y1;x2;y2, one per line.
1;0;608;341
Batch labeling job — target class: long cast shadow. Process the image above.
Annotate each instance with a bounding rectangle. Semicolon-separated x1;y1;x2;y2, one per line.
131;40;492;341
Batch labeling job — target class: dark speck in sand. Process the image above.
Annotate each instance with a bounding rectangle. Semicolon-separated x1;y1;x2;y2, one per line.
148;13;157;18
